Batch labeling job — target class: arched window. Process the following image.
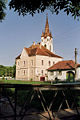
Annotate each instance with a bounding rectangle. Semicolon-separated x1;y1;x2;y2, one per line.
44;44;46;48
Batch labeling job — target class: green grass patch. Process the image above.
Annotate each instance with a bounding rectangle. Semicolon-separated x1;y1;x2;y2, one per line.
0;79;51;85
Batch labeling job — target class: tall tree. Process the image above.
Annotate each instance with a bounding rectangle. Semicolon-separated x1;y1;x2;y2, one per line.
0;0;6;21
0;0;80;21
13;64;16;78
9;0;80;19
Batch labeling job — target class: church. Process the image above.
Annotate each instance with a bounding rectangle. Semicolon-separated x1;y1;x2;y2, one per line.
16;15;63;81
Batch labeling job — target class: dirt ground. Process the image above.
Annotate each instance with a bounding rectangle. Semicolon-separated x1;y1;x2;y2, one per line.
0;103;80;120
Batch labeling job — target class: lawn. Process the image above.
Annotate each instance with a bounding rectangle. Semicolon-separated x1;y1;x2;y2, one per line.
0;79;51;85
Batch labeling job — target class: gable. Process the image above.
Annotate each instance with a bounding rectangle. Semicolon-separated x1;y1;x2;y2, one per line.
20;48;28;59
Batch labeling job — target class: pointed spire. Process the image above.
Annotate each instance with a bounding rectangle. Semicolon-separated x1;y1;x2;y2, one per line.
41;14;52;38
45;13;49;34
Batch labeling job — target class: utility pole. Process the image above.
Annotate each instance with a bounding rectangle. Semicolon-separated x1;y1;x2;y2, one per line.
74;48;77;81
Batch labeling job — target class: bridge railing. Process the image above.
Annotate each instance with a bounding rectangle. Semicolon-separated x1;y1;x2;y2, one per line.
0;83;80;120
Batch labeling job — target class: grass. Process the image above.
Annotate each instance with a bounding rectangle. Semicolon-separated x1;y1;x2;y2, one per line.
0;79;80;85
0;79;51;85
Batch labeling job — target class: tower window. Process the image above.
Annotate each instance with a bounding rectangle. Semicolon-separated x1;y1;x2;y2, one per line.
44;44;46;48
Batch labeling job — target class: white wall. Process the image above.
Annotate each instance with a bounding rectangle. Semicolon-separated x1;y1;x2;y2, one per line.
48;70;75;81
76;67;80;80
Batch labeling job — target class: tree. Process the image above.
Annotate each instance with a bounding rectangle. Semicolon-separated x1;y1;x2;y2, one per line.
0;0;6;21
9;0;80;19
0;0;80;21
13;64;16;78
0;65;15;78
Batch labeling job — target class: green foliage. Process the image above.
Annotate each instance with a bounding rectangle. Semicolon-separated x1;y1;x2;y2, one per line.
12;64;16;78
0;0;6;21
66;72;75;82
0;0;80;21
9;0;80;19
30;78;33;81
0;64;16;78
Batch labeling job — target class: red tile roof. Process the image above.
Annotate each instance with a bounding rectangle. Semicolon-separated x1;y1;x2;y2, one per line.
48;60;80;71
16;44;62;59
28;44;62;58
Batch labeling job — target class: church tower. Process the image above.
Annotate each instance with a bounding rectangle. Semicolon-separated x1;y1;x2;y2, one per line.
41;15;53;52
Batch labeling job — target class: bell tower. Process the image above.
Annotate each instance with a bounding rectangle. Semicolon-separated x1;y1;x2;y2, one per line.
41;15;53;52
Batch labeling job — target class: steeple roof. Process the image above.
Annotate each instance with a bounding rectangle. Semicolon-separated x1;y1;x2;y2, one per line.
41;14;52;38
45;14;49;34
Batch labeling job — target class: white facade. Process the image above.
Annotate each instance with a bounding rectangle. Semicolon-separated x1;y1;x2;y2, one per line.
16;48;62;81
48;68;80;81
76;68;80;80
41;36;53;52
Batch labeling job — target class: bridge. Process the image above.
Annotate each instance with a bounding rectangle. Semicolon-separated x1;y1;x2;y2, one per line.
0;83;80;120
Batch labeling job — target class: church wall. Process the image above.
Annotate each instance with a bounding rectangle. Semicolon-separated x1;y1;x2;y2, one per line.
28;56;36;81
16;55;37;81
16;51;62;81
35;55;62;81
16;58;29;80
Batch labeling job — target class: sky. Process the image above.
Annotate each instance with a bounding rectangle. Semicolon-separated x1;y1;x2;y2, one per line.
0;3;80;66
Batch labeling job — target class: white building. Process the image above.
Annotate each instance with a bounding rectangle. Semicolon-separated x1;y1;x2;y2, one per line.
16;15;63;81
48;60;80;81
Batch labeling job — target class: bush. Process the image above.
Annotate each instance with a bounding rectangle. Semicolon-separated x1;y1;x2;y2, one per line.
30;78;33;81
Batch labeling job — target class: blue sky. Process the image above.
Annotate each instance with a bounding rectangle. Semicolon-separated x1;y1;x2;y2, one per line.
0;4;80;66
